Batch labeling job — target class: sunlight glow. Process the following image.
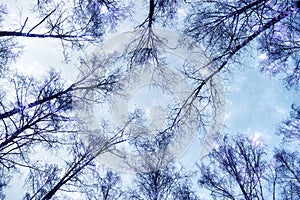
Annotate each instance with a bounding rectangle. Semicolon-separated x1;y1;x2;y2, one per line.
252;132;263;146
259;53;267;60
100;6;109;14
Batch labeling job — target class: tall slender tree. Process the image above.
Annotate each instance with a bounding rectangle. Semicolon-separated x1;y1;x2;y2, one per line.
197;134;274;200
0;53;125;198
185;0;300;89
274;148;300;200
0;0;130;62
125;162;198;200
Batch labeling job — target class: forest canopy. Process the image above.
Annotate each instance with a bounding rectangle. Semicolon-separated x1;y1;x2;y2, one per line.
0;0;299;199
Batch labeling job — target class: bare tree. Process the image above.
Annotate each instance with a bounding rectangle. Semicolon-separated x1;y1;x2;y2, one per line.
277;104;300;142
274;104;300;199
2;0;129;40
122;135;199;200
0;71;73;170
0;0;130;60
125;163;197;200
185;0;300;89
197;134;274;200
128;0;190;67
0;66;120;165
24;128;127;200
0;52;126;199
185;2;300;198
274;148;300;200
138;0;186;28
118;1;224;159
172;180;200;200
84;170;123;200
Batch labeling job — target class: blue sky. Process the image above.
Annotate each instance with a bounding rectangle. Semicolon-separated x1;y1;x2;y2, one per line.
225;59;299;144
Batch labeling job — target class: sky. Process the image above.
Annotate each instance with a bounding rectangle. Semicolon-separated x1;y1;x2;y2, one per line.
2;0;300;199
